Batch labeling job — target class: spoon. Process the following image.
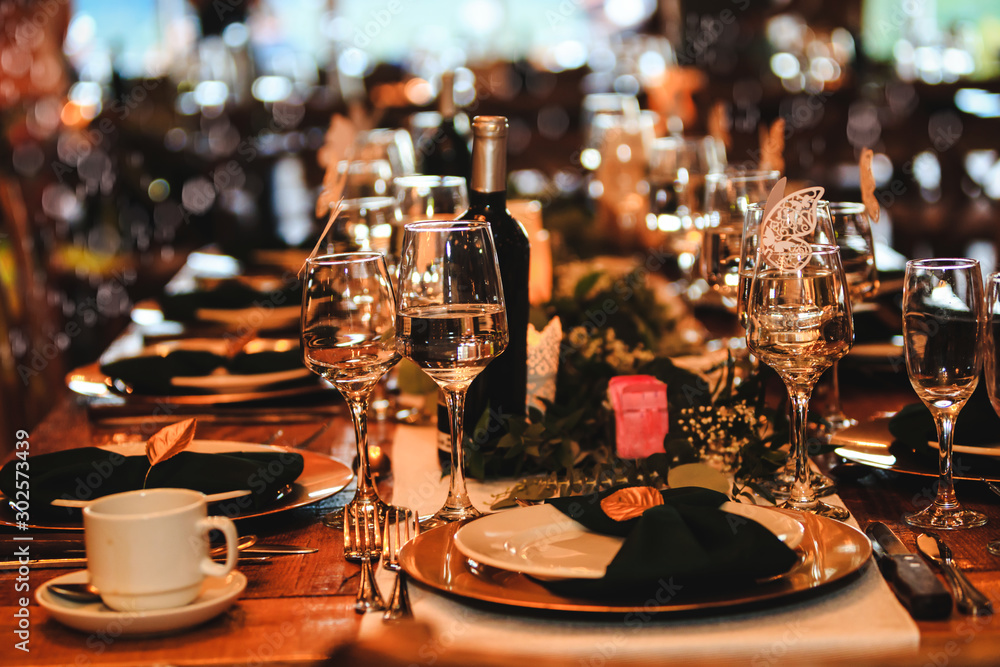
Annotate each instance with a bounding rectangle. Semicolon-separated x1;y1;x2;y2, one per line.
47;534;259;604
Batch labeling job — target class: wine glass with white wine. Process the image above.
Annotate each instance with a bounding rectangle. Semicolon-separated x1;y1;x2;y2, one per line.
745;241;853;521
395;220;508;527
301;252;399;530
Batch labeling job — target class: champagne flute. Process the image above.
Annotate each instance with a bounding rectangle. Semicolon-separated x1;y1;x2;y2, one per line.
984;272;1000;550
822;202;880;432
746;242;853;521
903;258;986;529
395;220;508;527
301;252;399;529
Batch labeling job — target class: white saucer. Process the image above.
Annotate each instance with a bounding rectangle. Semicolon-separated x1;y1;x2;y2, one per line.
37;570;246;635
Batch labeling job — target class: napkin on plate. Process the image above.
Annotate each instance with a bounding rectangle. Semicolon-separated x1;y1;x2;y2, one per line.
541;487;799;600
159;280;301;321
100;349;304;395
888;381;1000;450
0;448;304;519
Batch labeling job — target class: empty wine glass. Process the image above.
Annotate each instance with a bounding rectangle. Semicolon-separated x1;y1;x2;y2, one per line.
319;196;401;259
701;170;781;313
746;242;853;521
395;221;508;527
984;271;1000;551
644;136;725;277
822;202;880;432
393;174;469;265
391;175;470;423
301;253;399;529
903;258;986;529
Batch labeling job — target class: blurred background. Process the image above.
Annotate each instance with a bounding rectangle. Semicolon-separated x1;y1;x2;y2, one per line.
1;0;999;439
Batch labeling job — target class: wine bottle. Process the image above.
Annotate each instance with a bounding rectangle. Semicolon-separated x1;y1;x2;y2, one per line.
416;72;471;178
436;116;529;459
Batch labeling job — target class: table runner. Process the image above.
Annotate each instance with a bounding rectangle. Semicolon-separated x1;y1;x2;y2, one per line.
359;425;920;664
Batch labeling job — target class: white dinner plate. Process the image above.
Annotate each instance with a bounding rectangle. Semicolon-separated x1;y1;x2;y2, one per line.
453;502;805;581
37;570;246;635
927;440;1000;458
1;440;353;531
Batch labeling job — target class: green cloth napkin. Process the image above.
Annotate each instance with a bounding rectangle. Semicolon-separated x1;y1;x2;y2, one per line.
541;487;799;601
159;280;301;322
888;381;1000;450
100;349;304;395
0;448;304;521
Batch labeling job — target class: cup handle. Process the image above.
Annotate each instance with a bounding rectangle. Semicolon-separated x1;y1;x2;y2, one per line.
198;516;239;577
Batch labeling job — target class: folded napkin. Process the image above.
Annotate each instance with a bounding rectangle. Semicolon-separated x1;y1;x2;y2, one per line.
100;349;304;395
159;280;301;321
542;487;799;601
888;381;1000;450
0;448;304;520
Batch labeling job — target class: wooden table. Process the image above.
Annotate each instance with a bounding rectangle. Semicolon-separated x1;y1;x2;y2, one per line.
2;366;1000;666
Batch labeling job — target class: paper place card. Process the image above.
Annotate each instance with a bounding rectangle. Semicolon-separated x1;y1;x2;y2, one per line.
759;184;825;271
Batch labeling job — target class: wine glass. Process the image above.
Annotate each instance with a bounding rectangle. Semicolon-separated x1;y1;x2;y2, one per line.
740;200;839;497
355;128;417;177
644;136;725;277
984;272;1000;551
395;220;508;527
582;95;648;243
745;242;853;521
391;175;470;423
319;196;401;259
393;174;469;263
903;258;986;529
822;202;880;432
301;253;399;529
701;170;781;314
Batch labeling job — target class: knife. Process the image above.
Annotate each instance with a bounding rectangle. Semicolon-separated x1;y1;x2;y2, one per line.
55;545;317;557
865;521;953;619
0;556;272;571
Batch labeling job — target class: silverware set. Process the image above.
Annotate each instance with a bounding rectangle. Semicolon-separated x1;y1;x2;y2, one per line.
868;521;993;618
344;502;419;619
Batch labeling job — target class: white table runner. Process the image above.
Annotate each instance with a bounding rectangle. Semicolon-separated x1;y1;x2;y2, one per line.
358;425;919;664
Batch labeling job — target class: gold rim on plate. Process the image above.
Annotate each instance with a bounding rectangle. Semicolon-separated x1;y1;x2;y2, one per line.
399;508;871;614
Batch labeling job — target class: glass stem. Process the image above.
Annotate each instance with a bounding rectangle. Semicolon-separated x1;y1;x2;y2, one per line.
443;388;474;513
345;394;380;505
931;410;959;511
829;361;844;414
785;383;817;509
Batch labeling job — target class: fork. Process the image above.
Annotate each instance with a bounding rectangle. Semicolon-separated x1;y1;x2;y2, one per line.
381;506;419;621
344;501;386;613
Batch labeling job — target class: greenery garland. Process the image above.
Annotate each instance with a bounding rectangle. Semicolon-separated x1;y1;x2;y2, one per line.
461;262;793;500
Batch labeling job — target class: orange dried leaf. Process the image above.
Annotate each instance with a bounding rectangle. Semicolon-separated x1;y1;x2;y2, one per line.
600;486;664;522
146;418;197;467
759;118;785;174
859;147;880;224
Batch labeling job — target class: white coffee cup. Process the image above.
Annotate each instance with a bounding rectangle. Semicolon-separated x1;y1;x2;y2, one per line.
83;488;239;611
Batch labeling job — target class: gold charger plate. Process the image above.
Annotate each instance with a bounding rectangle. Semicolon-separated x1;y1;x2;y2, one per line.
66;361;326;405
0;441;353;531
399;508;871;614
832;417;1000;482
